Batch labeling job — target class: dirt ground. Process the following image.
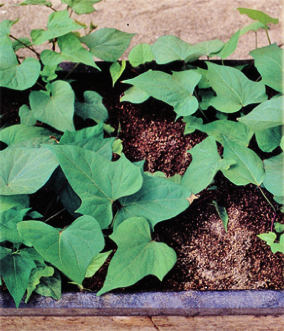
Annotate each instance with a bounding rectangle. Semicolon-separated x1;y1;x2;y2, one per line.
1;0;283;59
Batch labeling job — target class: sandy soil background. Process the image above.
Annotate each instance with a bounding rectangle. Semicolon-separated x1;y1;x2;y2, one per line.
1;0;283;59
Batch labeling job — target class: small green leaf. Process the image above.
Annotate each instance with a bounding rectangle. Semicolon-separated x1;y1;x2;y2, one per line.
18;215;105;285
41;33;100;70
0;45;40;90
0;19;19;46
257;232;277;245
255;126;283;153
221;136;265;186
240;21;267;35
237;8;279;26
31;10;83;45
110;60;126;86
121;86;150;104
75;90;108;123
85;250;112;278
16;0;52;6
46;145;143;228
263;153;284;197
12;37;32;51
250;44;283;93
0;147;58;195
80;28;136;61
212;30;240;59
35;268;61;300
205;62;267;113
97;217;176;295
212;200;229;232
0;251;36;308
238;96;284;131
122;70;201;116
195;39;224;57
19;105;37;126
0;195;29;213
128;43;154;67
275;222;284;233
30;81;75;132
61;0;101;15
181;137;235;194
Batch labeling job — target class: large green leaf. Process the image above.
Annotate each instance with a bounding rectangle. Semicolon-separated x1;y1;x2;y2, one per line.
17;215;105;284
128;43;154;67
181;137;235;194
46;145;143;228
0;250;36;308
97;217;176;295
31;10;83;45
0;45;40;90
114;168;191;229
30;81;75;132
250;44;283;93
122;70;201;116
0;147;58;195
0;208;29;243
80;28;136;61
238;96;284;131
263;153;284;197
237;8;279;26
205;62;267;113
75;90;108;123
61;0;101;15
41;33;99;70
221;136;265;186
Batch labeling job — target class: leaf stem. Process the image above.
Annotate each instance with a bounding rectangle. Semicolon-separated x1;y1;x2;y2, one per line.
270;212;277;232
265;27;271;45
9;34;41;60
258;185;276;213
64;62;80;80
44;208;66;223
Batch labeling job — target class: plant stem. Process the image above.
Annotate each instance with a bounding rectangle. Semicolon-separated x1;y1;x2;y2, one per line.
64;62;79;80
265;27;271;45
9;34;41;60
255;31;258;49
270;212;277;232
44;208;66;223
258;185;276;212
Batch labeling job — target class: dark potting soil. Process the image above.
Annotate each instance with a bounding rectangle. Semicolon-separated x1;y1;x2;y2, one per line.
0;62;283;296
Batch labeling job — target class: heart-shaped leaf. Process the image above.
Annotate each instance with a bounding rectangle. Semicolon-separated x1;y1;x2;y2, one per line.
237;8;279;26
221;136;265;186
122;70;201;116
0;45;40;90
80;28;136;61
41;33;100;70
31;10;83;45
97;217;176;295
17;215;105;284
46;145;143;228
128;43;154;67
61;0;101;15
250;44;283;93
30;80;75;132
205;62;267;113
0;147;58;195
182;137;235;194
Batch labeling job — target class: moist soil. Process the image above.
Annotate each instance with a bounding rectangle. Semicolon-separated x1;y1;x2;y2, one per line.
0;61;283;296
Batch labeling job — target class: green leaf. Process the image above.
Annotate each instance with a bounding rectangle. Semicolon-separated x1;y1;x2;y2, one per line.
255;126;283;153
0;208;29;243
97;217;176;295
114;169;191;229
0;147;58;195
16;0;52;6
240;21;267;35
0;251;36;308
237;8;279;26
110;60;126;86
40;64;60;83
75;90;108;123
31;10;83;45
85;250;112;278
195;39;224;57
221;136;265;186
122;70;201;116
275;222;284;233
250;44;283;93
181;137;235;194
205;62;267;113
263;153;284;197
0;19;19;46
46;145;143;228
30;81;75;132
41;33;100;70
128;43;154;67
80;28;136;61
212;30;240;59
35;268;61;300
238;96;284;131
0;45;40;90
0;195;29;213
61;0;101;15
12;37;32;51
25;264;54;303
257;232;277;245
19;105;37;126
212;200;229;232
17;215;105;284
121;86;150;104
